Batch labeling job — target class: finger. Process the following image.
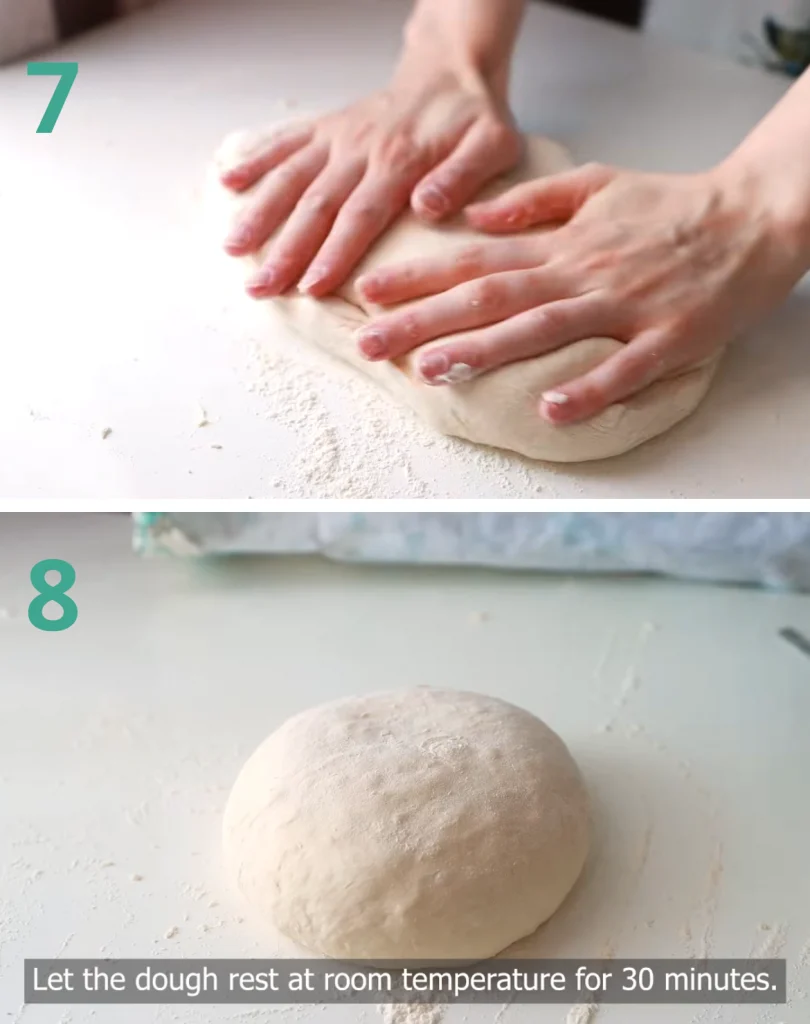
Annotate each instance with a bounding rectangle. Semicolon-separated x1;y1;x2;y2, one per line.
296;170;417;296
224;142;329;259
411;119;522;222
538;328;675;424
357;236;545;307
416;293;612;385
219;125;315;191
248;158;365;297
465;162;616;233
356;267;568;361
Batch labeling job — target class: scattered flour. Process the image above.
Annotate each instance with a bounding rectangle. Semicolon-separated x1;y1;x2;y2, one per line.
194;404;212;429
566;1005;598;1024
493;999;513;1023
750;922;788;959
697;842;725;959
241;320;567;498
377;1002;445;1024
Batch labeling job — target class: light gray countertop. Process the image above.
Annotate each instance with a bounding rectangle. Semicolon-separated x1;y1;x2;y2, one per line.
1;513;809;1021
1;0;807;497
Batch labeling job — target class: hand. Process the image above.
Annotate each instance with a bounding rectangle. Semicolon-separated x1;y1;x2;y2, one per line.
220;55;521;300
356;161;805;423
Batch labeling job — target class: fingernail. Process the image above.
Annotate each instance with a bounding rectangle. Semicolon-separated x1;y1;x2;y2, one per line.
416;186;448;217
225;225;251;250
298;264;330;294
247;267;281;295
419;351;449;382
220;165;245;184
540;390;572;423
420;354;478;386
356;330;387;360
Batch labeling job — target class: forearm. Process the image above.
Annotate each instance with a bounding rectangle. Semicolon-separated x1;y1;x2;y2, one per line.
722;68;810;270
402;0;527;93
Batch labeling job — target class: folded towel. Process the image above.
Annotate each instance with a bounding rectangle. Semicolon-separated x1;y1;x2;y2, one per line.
134;512;810;592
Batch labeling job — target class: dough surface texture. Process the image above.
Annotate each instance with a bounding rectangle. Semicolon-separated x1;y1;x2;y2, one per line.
223;688;591;962
211;126;720;462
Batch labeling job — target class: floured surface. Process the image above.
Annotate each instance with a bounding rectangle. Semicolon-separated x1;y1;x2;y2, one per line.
2;514;810;1022
1;0;809;496
242;319;566;498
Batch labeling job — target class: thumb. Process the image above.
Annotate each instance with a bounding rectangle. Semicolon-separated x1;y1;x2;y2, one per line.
466;161;616;233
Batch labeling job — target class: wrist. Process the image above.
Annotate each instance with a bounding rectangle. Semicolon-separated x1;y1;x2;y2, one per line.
401;0;523;97
715;151;810;279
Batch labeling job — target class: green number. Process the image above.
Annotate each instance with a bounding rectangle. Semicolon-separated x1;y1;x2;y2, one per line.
28;559;78;632
27;62;78;133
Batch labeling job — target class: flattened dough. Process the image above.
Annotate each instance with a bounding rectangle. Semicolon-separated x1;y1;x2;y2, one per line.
210;126;720;463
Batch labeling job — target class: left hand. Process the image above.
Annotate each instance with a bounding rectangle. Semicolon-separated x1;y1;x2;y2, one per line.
355;161;804;423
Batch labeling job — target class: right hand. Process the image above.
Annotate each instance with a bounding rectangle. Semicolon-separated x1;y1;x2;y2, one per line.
220;54;522;300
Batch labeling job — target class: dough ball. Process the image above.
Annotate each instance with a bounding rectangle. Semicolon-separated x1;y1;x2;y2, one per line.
223;688;590;962
209;125;721;463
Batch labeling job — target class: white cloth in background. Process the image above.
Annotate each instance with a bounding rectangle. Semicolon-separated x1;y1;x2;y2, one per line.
134;513;810;592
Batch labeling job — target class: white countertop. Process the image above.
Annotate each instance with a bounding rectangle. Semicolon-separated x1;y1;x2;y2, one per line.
2;0;809;498
1;512;809;1023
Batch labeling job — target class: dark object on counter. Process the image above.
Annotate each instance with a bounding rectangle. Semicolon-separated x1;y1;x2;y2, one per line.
779;627;810;659
542;0;646;28
764;17;810;75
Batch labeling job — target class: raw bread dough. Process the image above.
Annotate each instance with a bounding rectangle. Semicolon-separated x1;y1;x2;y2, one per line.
223;688;590;963
210;126;720;463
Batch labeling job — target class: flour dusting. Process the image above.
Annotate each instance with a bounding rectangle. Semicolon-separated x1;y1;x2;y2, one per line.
698;842;725;959
566;1005;598;1024
750;922;788;959
242;321;564;498
377;1001;445;1024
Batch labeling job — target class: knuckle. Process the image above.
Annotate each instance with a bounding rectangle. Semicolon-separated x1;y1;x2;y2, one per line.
274;166;305;191
467;277;507;312
668;311;700;338
374;133;427;175
578;380;611;409
583;248;621;273
299;192;338;218
617;349;660;389
349;200;387;227
454;244;487;275
396;312;422;341
342;120;375;148
486;121;521;159
528;303;570;335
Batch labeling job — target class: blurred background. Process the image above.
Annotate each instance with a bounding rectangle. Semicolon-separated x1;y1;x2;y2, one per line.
4;0;810;74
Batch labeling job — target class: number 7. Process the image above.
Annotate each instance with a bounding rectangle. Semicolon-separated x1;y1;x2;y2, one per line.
27;61;79;133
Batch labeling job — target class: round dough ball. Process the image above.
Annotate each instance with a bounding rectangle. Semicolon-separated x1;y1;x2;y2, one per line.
223;688;590;962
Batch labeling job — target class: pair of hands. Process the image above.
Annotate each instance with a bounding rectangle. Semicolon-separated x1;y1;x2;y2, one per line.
221;70;800;425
